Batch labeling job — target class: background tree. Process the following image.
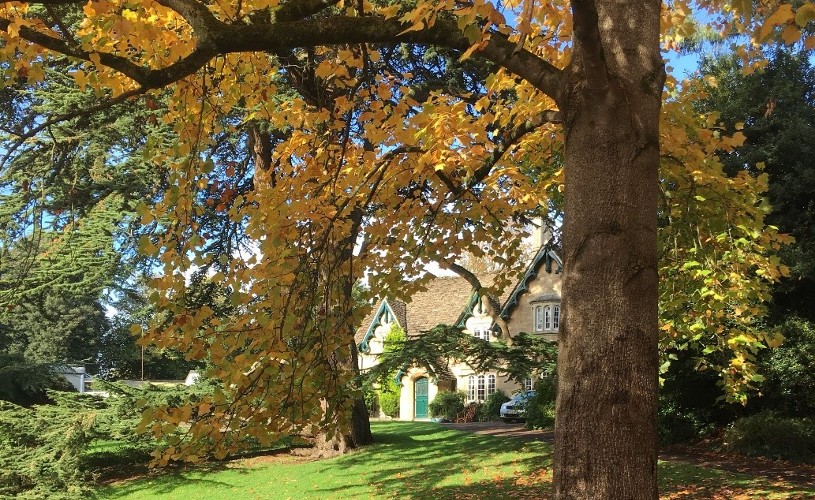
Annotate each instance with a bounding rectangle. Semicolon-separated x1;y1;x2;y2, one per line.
699;48;815;321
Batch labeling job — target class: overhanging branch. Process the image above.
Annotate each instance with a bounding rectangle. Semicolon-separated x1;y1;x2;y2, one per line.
1;8;565;103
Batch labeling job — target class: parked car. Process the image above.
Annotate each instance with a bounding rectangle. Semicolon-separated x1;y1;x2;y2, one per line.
500;390;536;422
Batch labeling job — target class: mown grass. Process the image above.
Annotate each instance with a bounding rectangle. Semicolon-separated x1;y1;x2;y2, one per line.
97;422;814;499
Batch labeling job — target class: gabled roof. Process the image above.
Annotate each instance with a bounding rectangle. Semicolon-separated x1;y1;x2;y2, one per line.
403;273;516;335
355;272;519;347
356;298;407;352
499;245;562;321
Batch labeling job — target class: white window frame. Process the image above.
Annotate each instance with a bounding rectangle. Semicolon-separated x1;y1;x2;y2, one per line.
473;327;491;342
523;377;533;392
534;305;544;332
469;373;497;402
534;303;561;333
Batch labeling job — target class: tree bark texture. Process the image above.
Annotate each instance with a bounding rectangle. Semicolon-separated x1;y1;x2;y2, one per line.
554;0;664;497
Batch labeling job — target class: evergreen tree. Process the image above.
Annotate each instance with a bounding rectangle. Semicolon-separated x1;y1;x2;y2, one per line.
699;49;815;320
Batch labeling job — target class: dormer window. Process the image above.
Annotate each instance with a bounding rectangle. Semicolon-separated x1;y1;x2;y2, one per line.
534;303;560;333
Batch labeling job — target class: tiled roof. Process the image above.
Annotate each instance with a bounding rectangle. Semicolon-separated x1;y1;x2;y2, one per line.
404;276;480;335
356;271;520;342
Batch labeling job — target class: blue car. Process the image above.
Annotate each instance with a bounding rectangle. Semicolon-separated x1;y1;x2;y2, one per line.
500;390;536;422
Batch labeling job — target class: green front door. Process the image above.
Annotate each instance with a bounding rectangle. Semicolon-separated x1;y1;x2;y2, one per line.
415;377;429;419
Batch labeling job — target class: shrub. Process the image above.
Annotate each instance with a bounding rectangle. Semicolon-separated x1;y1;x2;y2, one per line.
754;318;815;418
372;325;406;418
429;391;465;421
361;380;378;416
658;396;712;445
723;411;815;463
526;375;556;429
378;388;400;417
477;390;510;422
658;349;735;444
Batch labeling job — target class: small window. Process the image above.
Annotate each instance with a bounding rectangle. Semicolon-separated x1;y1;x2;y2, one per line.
468;375;476;401
534;303;560;333
544;305;551;330
477;375;485;401
488;374;496;396
523;377;533;392
473;327;491;342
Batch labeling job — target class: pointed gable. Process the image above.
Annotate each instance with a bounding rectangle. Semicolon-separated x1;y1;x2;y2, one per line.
356;298;407;353
500;245;562;321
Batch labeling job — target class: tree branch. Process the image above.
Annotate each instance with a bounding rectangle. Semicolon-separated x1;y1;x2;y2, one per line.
153;0;224;44
469;110;561;186
0;87;145;167
213;17;564;102
439;260;482;291
275;0;341;22
1;10;565;103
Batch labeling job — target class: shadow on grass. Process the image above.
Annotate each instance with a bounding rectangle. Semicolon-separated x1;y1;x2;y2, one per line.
314;421;553;499
658;461;815;499
95;445;300;498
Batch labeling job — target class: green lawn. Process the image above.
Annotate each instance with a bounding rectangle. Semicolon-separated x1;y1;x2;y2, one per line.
98;422;813;499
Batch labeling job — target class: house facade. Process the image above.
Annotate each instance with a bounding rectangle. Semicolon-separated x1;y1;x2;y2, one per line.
356;244;563;420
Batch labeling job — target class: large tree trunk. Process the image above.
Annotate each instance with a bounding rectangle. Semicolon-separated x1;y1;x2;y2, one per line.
554;0;664;497
310;208;372;457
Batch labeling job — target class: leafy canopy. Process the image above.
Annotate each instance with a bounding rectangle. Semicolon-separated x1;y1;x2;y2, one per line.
0;0;809;461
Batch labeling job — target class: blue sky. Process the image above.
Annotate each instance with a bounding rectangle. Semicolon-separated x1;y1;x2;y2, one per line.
667;51;702;79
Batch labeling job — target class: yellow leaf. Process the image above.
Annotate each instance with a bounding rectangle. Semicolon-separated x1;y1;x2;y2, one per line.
766;4;794;26
795;3;815;27
781;24;801;45
89;52;102;68
766;333;785;348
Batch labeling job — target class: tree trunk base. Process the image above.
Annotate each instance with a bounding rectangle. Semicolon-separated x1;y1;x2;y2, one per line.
294;396;372;459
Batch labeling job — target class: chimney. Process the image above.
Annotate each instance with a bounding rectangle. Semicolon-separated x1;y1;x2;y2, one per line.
530;217;552;249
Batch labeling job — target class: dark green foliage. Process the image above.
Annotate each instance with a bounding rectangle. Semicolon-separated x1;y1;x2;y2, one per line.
367;325;557;387
429;391;465;421
752;317;815;418
0;63;171;383
723;411;815;463
657;350;735;444
0;382;213;499
658;396;712;445
0;399;92;499
0;354;75;406
526;375;556;430
699;49;815;320
0;287;108;368
477;389;510;422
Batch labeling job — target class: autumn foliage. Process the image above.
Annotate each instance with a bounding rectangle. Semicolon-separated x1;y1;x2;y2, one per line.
0;0;811;489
